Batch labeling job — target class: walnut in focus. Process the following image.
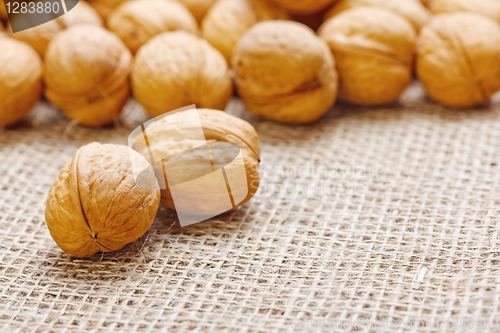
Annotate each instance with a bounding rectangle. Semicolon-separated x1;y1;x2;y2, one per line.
107;0;198;54
44;25;132;127
416;13;500;108
319;7;415;106
9;1;102;57
324;0;431;32
131;31;232;117
45;143;161;257
430;0;500;24
133;109;260;219
202;0;289;64
233;20;338;124
0;38;43;127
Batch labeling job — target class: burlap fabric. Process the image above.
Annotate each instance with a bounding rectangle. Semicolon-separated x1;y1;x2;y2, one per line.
1;83;500;332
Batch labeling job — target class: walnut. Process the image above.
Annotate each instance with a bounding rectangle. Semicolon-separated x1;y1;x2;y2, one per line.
324;0;431;32
0;2;6;22
430;0;500;24
44;25;132;127
107;0;198;54
416;13;500;108
10;1;102;57
0;38;43;127
177;0;217;23
45;143;161;257
131;31;232;117
268;0;339;15
133;109;260;222
232;20;338;124
202;0;290;64
319;7;415;106
86;0;125;20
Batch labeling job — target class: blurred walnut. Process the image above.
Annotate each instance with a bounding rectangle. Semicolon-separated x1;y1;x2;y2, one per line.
324;0;431;32
319;7;415;106
177;0;216;23
86;0;125;20
268;0;339;14
430;0;500;24
45;143;161;257
10;1;102;57
0;38;43;127
417;13;500;108
107;0;198;54
133;109;260;219
44;25;132;127
233;21;338;124
202;0;289;64
132;31;232;117
0;2;6;22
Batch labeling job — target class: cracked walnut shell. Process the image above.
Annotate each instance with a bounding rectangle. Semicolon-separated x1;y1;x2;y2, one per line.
107;0;198;54
319;7;415;106
416;13;500;108
0;38;43;127
44;25;132;127
45;143;161;257
233;21;338;124
131;31;232;117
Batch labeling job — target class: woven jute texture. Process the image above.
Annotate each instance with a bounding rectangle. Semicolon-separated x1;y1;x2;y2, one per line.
1;82;500;332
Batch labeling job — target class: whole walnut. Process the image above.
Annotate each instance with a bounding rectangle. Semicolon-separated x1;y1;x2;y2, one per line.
268;0;339;15
324;0;431;32
202;0;290;64
131;31;232;117
10;1;102;57
86;0;125;20
44;25;132;127
177;0;217;23
319;7;415;106
416;13;500;108
45;143;161;257
0;38;43;127
430;0;500;24
107;0;198;54
133;109;260;223
233;21;338;124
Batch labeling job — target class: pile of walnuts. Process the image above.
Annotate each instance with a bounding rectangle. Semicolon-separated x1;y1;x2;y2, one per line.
2;0;500;256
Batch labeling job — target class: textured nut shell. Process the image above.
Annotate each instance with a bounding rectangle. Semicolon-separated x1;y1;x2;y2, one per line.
0;38;43;127
10;1;102;57
233;21;338;124
269;0;338;14
324;0;431;32
319;7;415;106
177;0;216;23
133;109;260;215
132;31;232;117
430;0;500;24
87;0;125;20
202;0;290;63
45;143;160;257
44;25;132;127
107;0;198;54
416;13;500;108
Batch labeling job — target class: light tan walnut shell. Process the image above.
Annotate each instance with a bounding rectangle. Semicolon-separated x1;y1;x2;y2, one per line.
416;13;500;108
107;0;198;54
430;0;500;24
44;25;132;127
45;143;161;258
177;0;216;23
269;0;339;15
319;7;415;106
133;109;260;218
86;0;125;20
0;38;43;127
10;1;102;57
324;0;431;32
233;21;338;124
202;0;290;64
131;31;232;117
